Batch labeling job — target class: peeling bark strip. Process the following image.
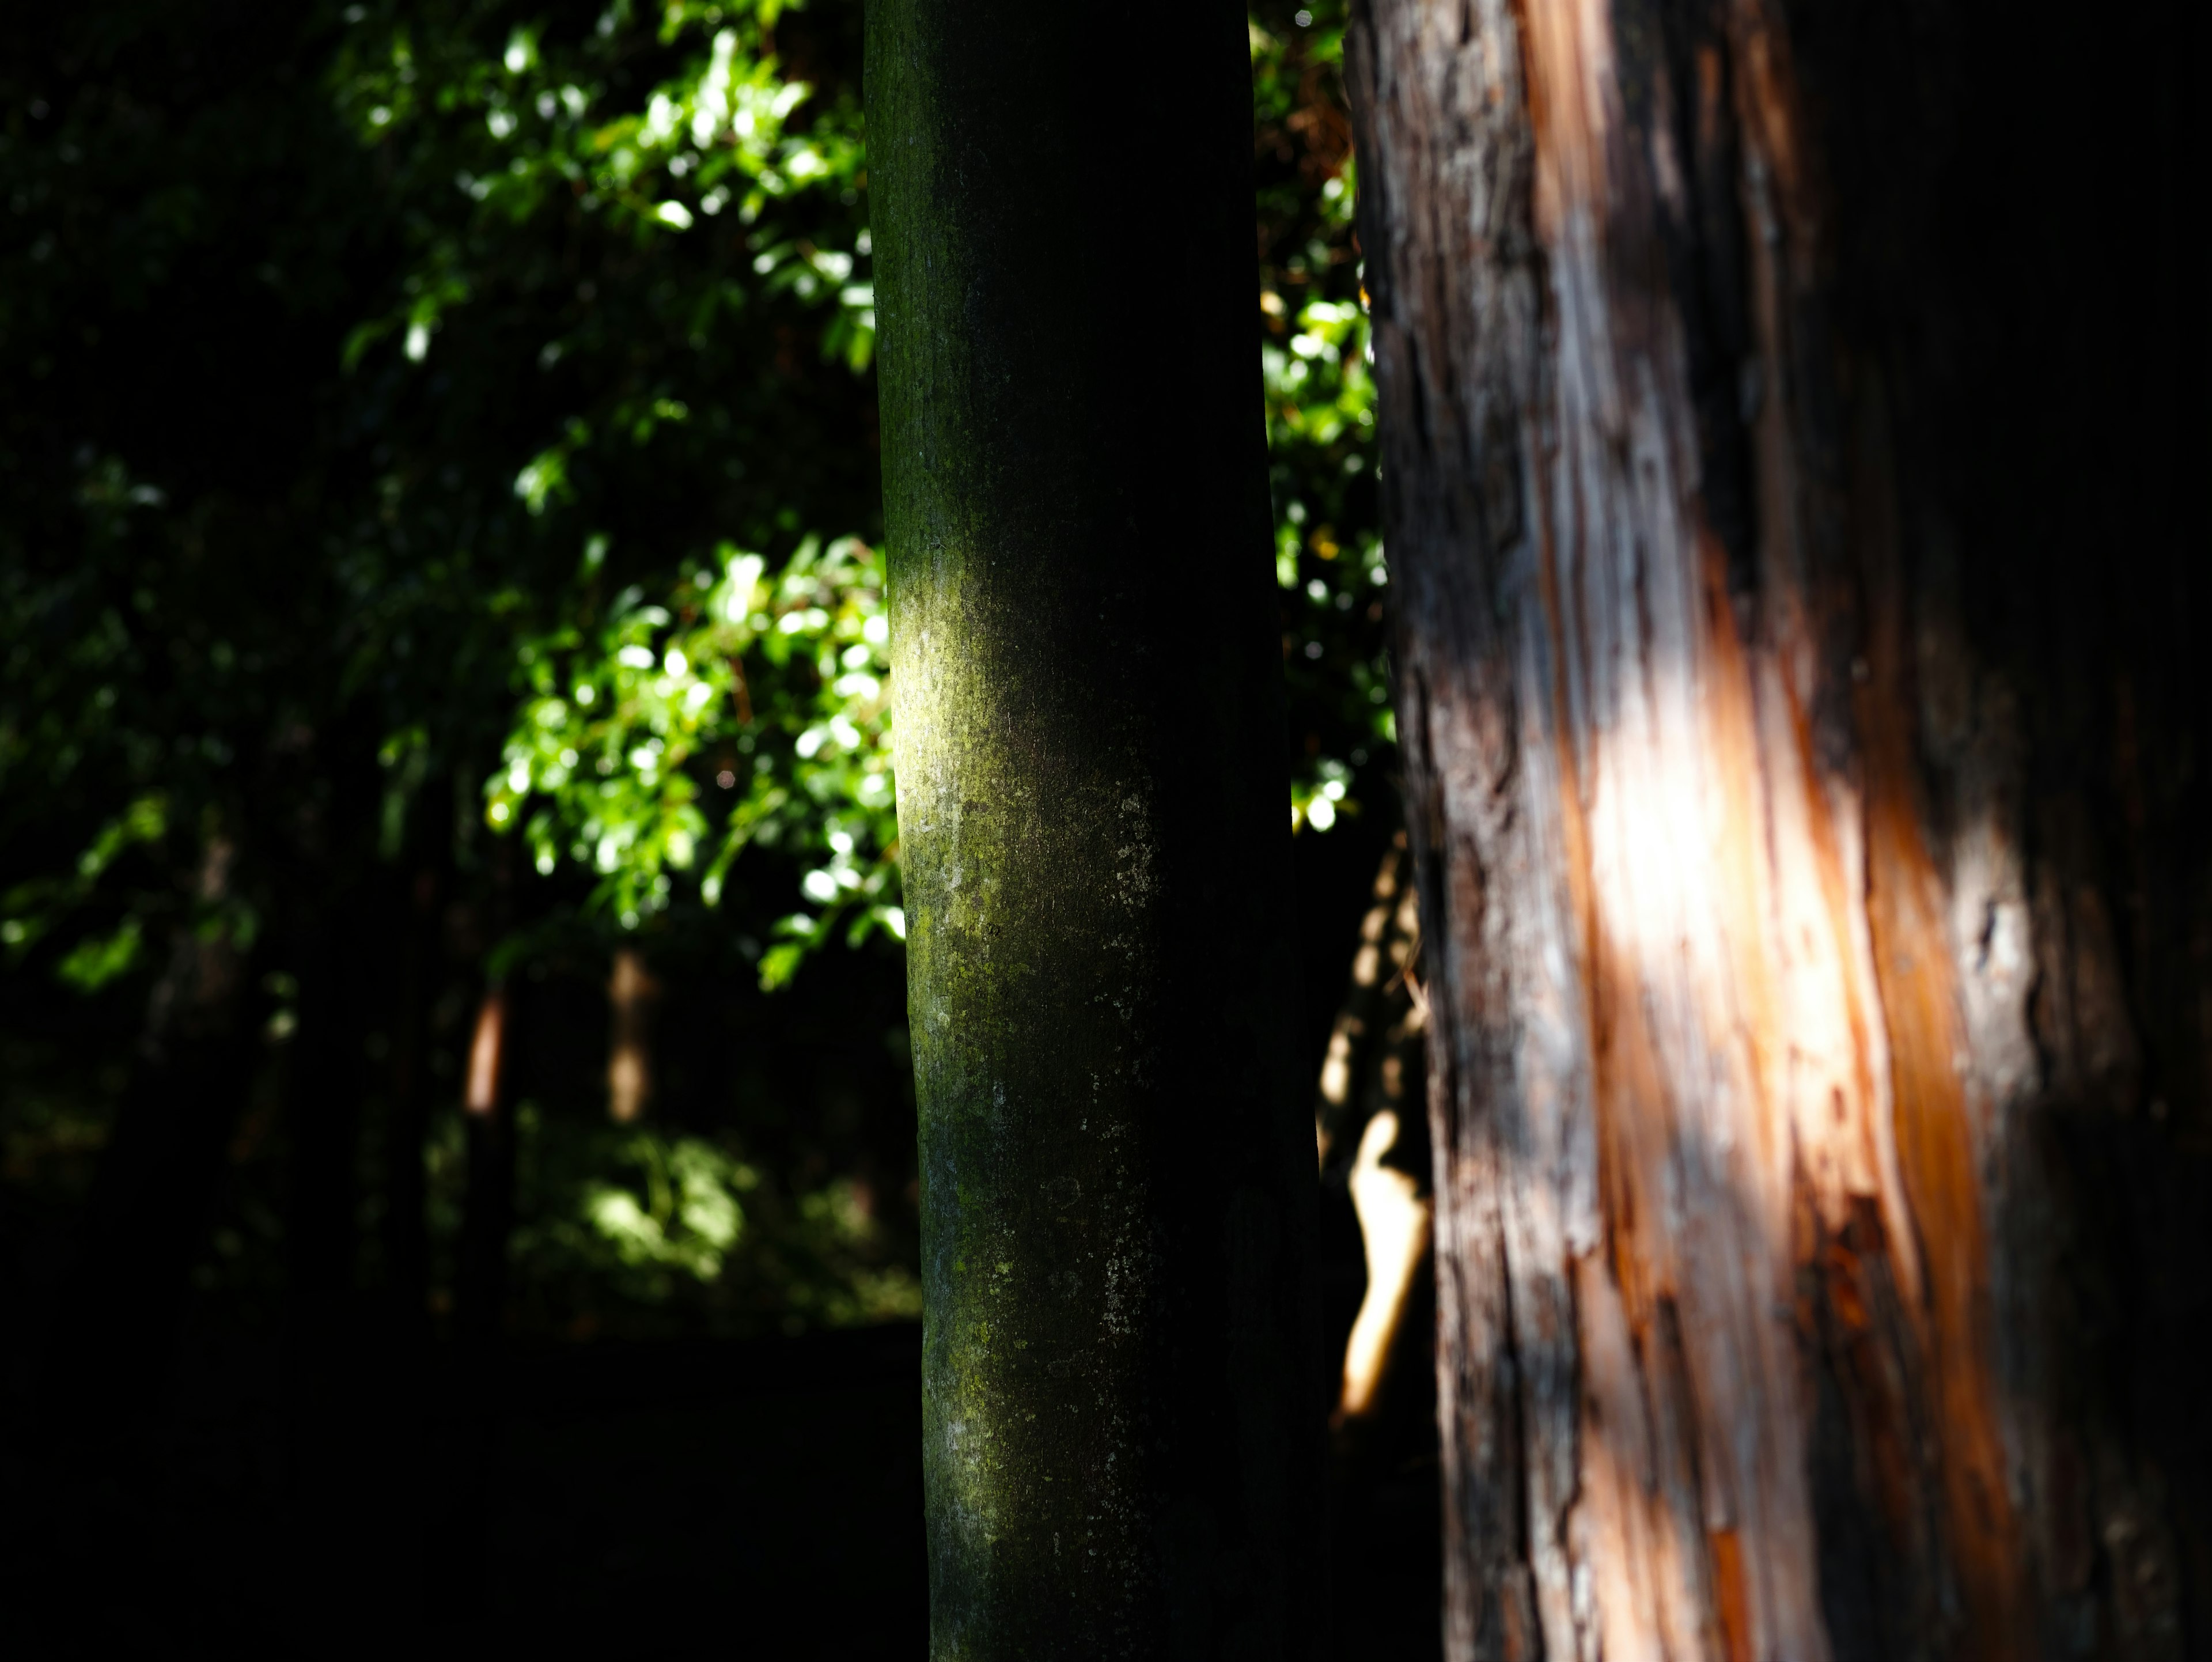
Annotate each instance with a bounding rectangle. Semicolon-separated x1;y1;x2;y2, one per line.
1346;0;2207;1657
868;3;1323;1656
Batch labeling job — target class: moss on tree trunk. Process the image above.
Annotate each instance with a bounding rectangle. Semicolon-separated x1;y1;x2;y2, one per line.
869;2;1324;1655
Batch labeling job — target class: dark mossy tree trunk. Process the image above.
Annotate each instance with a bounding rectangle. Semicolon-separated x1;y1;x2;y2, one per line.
1345;0;2207;1657
454;979;516;1346
279;885;371;1615
379;862;442;1342
38;836;258;1398
868;2;1324;1655
284;892;369;1347
427;974;518;1623
34;829;262;1574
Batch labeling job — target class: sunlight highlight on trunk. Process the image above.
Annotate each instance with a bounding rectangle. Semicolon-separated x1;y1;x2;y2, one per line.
464;985;506;1118
607;947;656;1125
1337;1109;1431;1422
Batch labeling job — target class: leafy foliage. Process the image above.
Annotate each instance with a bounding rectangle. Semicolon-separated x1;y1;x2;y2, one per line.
323;0;895;994
2;2;382;1006
489;532;898;982
1252;1;1392;835
2;0;1385;1339
502;1112;921;1330
474;0;1392;964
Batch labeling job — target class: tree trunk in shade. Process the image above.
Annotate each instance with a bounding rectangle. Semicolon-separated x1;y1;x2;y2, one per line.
280;877;371;1617
1344;1;2206;1657
455;980;514;1345
868;1;1323;1653
607;945;657;1125
40;832;258;1426
1315;833;1433;1431
286;896;367;1340
33;831;262;1597
380;863;441;1338
429;976;518;1623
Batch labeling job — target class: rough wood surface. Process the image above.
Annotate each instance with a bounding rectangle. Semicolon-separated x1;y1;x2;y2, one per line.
1345;0;2207;1655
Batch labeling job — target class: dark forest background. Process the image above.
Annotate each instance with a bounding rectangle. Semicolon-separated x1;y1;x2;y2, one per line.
1;1;1437;1649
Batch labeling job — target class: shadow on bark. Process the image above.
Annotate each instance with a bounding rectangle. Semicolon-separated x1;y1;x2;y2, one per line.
1343;0;2207;1652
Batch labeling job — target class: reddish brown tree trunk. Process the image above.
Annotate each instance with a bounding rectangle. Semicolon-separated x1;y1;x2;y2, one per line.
606;945;657;1125
455;980;514;1345
380;864;441;1338
1346;0;2205;1656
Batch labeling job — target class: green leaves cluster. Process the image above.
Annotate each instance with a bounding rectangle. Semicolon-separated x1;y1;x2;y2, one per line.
580;1130;753;1282
1266;289;1387;831
490;533;899;981
483;2;1397;971
3;0;1392;1339
320;0;892;989
334;0;872;376
1;793;166;989
1252;2;1393;833
6;0;1391;1010
503;1116;922;1325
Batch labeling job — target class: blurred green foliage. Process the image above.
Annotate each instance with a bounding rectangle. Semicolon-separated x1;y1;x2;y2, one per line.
452;0;1384;947
327;0;884;967
491;532;899;982
1252;2;1390;835
512;1113;922;1328
1;0;1383;1338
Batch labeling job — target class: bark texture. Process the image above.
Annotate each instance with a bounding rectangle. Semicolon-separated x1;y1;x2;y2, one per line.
869;2;1322;1655
39;831;258;1432
456;981;515;1345
1344;0;2206;1656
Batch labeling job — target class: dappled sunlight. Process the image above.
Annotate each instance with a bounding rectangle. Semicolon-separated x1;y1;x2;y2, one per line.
464;986;507;1118
1341;0;2062;1635
605;947;657;1125
1337;1109;1431;1423
3;0;1425;1645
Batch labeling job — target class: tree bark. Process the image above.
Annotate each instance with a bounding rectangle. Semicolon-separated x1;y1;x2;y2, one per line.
1344;1;2206;1657
34;830;262;1588
427;976;518;1623
607;945;657;1125
455;979;514;1346
869;2;1324;1653
1316;834;1433;1430
39;832;258;1418
285;894;368;1338
379;862;441;1340
280;877;373;1618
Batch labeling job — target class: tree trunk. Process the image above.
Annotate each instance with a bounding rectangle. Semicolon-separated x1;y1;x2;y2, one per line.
1344;1;2206;1657
35;831;261;1581
869;2;1324;1653
380;863;441;1340
607;945;657;1125
39;834;257;1404
280;879;372;1619
285;895;367;1339
1316;833;1433;1430
428;976;518;1623
455;979;514;1345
